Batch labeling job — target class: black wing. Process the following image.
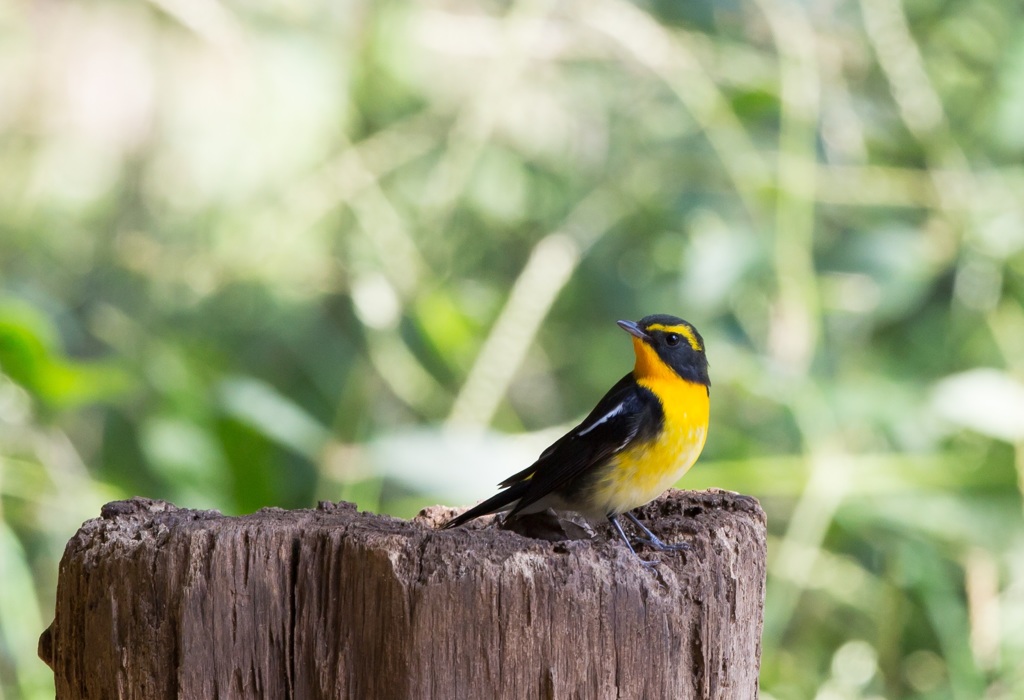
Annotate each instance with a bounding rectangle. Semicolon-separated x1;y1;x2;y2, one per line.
501;373;661;517
444;374;662;529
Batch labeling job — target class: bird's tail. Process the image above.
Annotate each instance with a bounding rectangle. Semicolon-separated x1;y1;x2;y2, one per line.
442;483;528;529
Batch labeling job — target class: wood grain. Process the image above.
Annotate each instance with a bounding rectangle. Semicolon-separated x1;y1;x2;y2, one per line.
40;489;766;699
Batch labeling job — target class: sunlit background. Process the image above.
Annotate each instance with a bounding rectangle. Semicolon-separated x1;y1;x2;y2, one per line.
3;0;1024;697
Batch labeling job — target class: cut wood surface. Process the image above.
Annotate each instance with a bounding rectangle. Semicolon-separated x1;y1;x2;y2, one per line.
40;489;767;699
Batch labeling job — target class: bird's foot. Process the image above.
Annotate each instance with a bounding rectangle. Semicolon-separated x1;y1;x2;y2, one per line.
608;513;662;568
624;512;691;552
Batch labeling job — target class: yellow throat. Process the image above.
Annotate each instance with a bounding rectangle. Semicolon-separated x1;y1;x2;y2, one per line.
588;335;710;517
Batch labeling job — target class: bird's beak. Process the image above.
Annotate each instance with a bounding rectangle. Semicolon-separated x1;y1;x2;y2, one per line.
617;319;649;341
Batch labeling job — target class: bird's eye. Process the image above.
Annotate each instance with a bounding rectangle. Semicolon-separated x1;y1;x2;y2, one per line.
666;333;681;346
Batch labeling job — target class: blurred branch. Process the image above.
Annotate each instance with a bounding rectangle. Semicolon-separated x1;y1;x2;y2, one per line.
754;0;823;374
964;547;1001;672
446;233;578;429
271;113;441;244
365;330;451;416
753;0;835;648
420;0;556;225
447;188;625;429
763;442;852;646
817;39;869;165
690;452;1013;496
272;116;450;416
767;535;882;610
818;164;1024;213
858;0;951;152
585;0;770;221
985;303;1024;509
328;125;437;299
145;0;247;55
858;0;972;233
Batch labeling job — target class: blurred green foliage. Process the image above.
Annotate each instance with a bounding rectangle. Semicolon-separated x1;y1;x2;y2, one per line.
2;0;1024;698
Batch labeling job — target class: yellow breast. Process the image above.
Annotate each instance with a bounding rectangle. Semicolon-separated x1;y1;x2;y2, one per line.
589;376;709;517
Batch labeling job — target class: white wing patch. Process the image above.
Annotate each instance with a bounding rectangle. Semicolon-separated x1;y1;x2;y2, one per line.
576;402;626;437
612;434;636;453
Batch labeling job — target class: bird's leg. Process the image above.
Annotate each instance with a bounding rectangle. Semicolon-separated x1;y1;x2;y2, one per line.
625;512;690;551
607;514;658;567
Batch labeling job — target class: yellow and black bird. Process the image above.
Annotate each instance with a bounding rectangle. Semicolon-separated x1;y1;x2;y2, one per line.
444;314;710;564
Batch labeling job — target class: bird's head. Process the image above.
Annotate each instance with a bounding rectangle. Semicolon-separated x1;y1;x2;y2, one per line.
617;314;710;387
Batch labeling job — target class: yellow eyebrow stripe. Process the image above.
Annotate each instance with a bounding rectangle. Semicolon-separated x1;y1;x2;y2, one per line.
645;323;702;351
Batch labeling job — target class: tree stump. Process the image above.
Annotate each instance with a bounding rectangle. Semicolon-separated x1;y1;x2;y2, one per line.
39;489;766;699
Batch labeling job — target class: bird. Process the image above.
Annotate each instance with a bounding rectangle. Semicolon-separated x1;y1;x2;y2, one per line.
443;314;710;565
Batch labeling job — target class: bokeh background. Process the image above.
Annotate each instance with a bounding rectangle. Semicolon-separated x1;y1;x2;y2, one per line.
3;0;1024;697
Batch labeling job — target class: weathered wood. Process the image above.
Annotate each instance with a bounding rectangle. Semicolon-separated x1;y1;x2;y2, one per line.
39;489;766;699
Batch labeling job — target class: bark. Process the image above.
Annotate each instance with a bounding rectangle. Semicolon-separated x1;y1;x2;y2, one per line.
39;488;767;700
